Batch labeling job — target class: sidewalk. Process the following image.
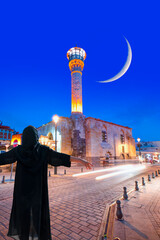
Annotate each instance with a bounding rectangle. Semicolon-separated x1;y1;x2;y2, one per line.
109;174;160;240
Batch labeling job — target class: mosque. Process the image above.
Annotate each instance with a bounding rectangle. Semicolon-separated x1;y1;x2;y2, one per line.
37;47;136;165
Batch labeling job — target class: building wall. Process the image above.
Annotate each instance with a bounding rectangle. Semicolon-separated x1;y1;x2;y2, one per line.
136;141;160;151
70;114;86;158
0;140;10;145
85;117;136;165
37;117;72;155
0;124;14;153
60;118;72;155
37;116;136;165
136;141;160;161
151;141;160;148
0;127;13;141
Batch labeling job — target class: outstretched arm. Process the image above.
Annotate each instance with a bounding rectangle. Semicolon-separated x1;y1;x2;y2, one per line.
70;156;93;170
0;148;17;166
47;148;71;167
47;148;92;169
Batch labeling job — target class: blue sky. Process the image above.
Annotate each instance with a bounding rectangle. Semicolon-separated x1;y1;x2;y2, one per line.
0;0;160;141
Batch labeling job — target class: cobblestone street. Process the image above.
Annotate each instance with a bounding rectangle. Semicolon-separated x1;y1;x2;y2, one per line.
0;165;159;240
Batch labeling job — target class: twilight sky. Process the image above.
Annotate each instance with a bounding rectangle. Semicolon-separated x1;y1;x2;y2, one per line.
0;0;160;141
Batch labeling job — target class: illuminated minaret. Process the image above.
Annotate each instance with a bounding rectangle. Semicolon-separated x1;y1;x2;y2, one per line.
67;47;86;114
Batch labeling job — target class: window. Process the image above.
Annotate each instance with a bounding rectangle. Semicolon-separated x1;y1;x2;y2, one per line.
4;133;7;139
120;134;125;144
48;132;53;140
122;146;125;153
102;131;107;142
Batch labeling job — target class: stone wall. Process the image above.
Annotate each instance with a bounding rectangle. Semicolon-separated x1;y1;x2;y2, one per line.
37;117;72;155
85;117;136;164
37;115;136;165
70;114;86;158
60;118;72;155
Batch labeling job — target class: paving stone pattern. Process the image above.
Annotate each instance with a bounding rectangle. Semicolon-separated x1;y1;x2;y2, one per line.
144;180;160;238
113;174;160;240
0;166;159;240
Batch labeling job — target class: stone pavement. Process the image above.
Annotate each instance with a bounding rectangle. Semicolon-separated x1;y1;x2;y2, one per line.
0;165;160;240
112;172;160;240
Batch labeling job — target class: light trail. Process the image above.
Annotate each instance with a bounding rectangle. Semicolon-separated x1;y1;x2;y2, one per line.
96;165;146;180
72;164;140;177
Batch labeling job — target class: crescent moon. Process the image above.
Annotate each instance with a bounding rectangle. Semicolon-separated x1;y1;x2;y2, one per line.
98;37;132;83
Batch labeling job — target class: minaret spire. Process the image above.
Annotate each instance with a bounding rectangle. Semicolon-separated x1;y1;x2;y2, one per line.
67;47;86;114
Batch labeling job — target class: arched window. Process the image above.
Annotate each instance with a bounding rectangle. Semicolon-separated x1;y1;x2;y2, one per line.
102;125;108;143
48;132;53;140
120;130;125;144
102;131;107;142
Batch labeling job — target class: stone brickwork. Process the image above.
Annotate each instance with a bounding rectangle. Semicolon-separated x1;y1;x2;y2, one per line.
59;118;72;155
70;114;86;158
71;130;86;158
85;117;136;165
37;115;136;165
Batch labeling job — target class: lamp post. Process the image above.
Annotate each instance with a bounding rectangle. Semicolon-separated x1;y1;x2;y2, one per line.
5;144;13;180
137;138;141;160
52;115;59;175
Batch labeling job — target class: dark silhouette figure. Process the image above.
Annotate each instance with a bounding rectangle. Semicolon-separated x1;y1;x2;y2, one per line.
0;126;72;240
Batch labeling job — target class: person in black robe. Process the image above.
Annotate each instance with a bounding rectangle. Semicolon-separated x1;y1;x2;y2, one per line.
0;126;92;240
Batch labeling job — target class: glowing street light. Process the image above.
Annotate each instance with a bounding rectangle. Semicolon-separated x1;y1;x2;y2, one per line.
137;138;141;159
52;115;59;124
52;115;59;175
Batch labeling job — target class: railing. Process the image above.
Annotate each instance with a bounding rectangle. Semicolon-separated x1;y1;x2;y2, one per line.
69;54;84;61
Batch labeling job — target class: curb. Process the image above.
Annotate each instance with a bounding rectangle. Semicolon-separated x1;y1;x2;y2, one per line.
97;204;110;240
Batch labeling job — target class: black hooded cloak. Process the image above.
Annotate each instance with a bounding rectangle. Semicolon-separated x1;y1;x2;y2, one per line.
0;126;71;240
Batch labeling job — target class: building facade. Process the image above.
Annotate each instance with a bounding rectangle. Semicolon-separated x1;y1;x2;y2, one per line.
38;116;136;165
136;141;160;161
0;121;14;153
0;121;14;142
37;47;136;165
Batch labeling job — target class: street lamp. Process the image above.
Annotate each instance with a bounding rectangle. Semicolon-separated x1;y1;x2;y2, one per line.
137;138;141;159
52;115;59;175
5;144;13;180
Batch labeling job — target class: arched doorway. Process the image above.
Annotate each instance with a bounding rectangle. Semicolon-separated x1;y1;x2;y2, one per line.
106;151;112;158
48;132;53;140
13;139;18;147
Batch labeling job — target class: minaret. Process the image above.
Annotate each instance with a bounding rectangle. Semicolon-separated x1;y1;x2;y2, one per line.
67;47;86;114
